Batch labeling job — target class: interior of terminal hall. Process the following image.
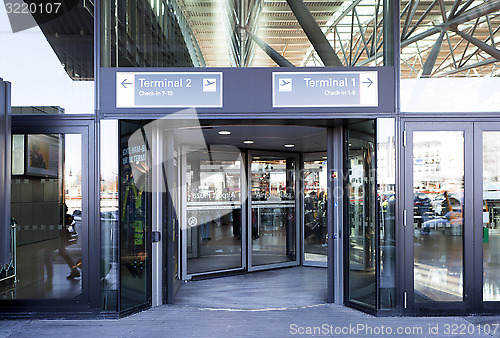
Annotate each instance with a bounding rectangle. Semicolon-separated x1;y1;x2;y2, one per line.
1;0;500;318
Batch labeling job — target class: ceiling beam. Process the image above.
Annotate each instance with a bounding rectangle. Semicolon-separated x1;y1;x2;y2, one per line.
285;0;343;66
437;57;498;75
244;27;295;66
450;26;500;60
402;0;500;48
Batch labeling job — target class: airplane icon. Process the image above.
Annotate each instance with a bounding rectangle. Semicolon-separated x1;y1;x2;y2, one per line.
278;78;292;91
203;78;217;92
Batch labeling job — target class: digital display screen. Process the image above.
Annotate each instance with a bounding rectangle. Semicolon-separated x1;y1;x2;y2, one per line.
25;134;60;177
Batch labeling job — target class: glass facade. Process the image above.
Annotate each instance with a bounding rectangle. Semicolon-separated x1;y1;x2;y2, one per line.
399;1;500;315
100;120;119;312
6;133;83;300
100;0;201;67
400;2;500;113
377;118;396;309
0;3;94;115
101;0;388;67
2;0;500;319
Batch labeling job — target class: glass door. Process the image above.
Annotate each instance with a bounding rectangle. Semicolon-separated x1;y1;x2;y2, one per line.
474;123;500;313
345;121;377;308
303;152;328;266
120;121;152;311
181;146;245;279
404;122;473;315
5;121;95;313
248;152;299;271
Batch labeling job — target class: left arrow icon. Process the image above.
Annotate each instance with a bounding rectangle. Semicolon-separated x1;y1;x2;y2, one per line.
121;79;132;88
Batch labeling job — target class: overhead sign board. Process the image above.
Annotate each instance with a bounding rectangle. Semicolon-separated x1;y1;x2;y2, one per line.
102;67;394;115
272;71;378;108
116;72;223;108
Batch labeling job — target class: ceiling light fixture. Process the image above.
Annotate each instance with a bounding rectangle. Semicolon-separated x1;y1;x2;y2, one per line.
284;144;295;148
243;140;254;144
218;130;231;135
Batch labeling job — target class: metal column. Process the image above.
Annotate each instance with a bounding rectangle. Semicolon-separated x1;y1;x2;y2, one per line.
151;126;163;307
0;79;11;265
328;125;344;304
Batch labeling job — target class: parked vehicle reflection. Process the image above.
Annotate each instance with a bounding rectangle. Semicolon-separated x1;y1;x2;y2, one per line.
419;192;463;235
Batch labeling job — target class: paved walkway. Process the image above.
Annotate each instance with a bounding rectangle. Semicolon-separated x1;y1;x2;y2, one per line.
1;267;499;337
1;304;499;337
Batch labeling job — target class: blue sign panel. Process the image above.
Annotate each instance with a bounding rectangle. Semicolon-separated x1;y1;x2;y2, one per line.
101;67;395;115
116;72;223;108
273;71;378;108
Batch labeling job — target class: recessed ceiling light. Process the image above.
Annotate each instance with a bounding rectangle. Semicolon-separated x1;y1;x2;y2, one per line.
254;156;260;159
218;130;231;135
284;144;295;148
323;156;327;159
243;140;254;144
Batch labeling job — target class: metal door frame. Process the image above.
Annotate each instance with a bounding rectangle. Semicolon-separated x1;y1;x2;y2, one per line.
473;122;500;314
247;150;300;272
159;130;183;304
403;121;474;315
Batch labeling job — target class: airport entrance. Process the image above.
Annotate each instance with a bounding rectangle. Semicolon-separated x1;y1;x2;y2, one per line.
108;67;395;311
118;118;390;311
177;125;327;280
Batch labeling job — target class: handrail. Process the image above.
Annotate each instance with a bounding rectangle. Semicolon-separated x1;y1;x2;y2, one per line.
0;219;17;284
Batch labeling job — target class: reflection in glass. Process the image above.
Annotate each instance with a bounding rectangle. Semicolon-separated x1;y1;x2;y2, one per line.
413;131;464;302
171;139;181;284
251;156;296;267
377;119;396;309
346;121;376;308
101;0;385;67
101;0;202;67
185;149;243;275
120;122;151;310
0;4;94;114
100;120;119;311
4;134;82;300
400;2;500;79
483;132;500;301
303;153;327;264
